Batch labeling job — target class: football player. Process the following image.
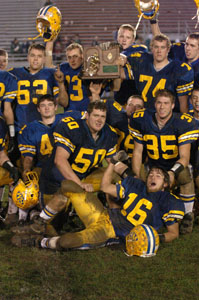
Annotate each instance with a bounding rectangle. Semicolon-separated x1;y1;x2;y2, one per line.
114;24;148;105
9;43;68;133
0;70;17;139
0;116;19;186
89;81;144;165
0;115;19;225
0;67;17;221
122;34;194;113
11;165;184;250
32;100;117;211
46;41;92;111
11;94;83;232
130;88;199;233
18;94;68;181
189;88;199;195
151;21;199;88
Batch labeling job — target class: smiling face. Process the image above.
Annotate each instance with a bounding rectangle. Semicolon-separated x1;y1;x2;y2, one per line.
155;95;174;121
191;89;199;113
185;37;199;63
146;168;168;193
28;48;45;73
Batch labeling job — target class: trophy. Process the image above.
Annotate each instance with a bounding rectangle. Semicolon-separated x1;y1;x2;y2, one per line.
81;43;121;80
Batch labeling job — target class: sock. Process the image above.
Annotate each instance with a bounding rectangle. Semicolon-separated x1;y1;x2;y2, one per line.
8;193;18;215
183;201;194;214
18;208;29;221
179;194;195;214
40;205;58;221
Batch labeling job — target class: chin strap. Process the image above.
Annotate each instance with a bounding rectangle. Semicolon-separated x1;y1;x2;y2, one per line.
192;9;199;29
28;33;41;41
134;13;144;39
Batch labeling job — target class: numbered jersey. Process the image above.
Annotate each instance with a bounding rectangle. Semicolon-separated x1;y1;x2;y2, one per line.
125;52;194;111
114;43;147;105
18;113;67;167
53;118;118;179
109;176;184;238
0;116;7;151
60;62;90;111
103;98;134;156
9;67;59;132
129;109;198;170
0;70;17;115
169;42;199;88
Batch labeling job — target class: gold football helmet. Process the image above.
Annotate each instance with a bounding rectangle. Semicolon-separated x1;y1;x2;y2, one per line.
193;0;199;28
125;224;159;257
12;172;39;210
134;0;159;20
29;5;62;42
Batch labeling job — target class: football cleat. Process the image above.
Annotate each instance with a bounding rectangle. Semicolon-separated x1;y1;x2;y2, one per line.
11;234;43;248
73;241;106;250
179;212;194;235
29;216;47;235
11;219;29;234
12;172;39;210
125;224;159;257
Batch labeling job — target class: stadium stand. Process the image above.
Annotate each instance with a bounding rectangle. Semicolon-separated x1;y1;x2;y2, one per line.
0;0;197;67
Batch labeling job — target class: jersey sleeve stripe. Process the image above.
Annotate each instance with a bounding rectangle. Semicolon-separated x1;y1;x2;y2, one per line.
54;132;76;152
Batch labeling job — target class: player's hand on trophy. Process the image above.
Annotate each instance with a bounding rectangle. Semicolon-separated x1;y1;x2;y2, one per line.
89;82;102;100
116;54;127;66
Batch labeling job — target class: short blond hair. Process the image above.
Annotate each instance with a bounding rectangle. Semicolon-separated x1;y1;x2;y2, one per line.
66;43;83;55
150;34;171;50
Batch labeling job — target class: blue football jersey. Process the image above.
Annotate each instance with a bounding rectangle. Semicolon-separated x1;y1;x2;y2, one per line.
9;67;59;132
18;113;67;167
53;118;118;179
60;62;90;111
103;99;134;156
0;116;7;151
169;42;199;88
125;52;194;111
0;70;17;115
38;111;85;195
109;176;185;239
129;109;199;170
122;43;148;57
114;43;148;105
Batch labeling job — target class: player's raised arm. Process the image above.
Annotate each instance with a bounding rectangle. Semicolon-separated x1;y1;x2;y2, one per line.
54;64;68;108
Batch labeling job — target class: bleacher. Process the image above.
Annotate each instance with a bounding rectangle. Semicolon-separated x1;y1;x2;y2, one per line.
55;0;197;46
0;0;197;67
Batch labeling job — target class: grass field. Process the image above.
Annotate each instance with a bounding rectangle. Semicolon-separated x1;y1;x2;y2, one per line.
0;219;199;300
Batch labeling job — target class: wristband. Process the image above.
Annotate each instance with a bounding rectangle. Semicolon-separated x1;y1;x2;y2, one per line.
121;168;135;179
159;234;165;243
2;160;14;172
170;162;184;178
8;125;15;137
150;19;158;24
